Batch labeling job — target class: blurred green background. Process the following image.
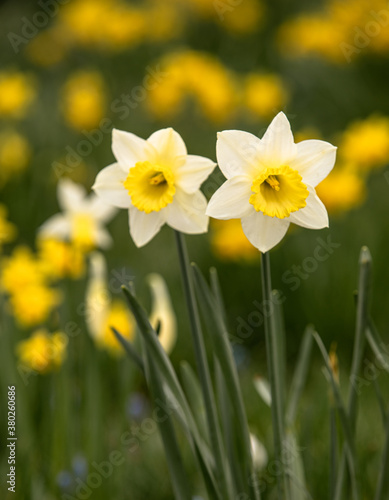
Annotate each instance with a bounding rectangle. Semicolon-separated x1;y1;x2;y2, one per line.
1;0;389;498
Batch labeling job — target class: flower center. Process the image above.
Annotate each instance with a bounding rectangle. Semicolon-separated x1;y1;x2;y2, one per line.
123;161;176;214
249;165;309;219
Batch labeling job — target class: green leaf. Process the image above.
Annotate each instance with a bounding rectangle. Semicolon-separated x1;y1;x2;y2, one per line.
286;326;314;428
180;361;208;442
312;331;358;500
284;431;311;500
374;410;389;500
111;327;145;374
121;285;221;500
143;344;193;500
192;264;261;500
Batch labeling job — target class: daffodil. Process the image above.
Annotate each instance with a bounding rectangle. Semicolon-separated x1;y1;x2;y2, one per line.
85;253;176;355
38;178;117;251
93;127;216;247
206;112;337;252
16;329;68;374
85;252;135;355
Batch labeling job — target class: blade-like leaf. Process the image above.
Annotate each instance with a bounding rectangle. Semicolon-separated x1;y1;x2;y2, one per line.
143;344;192;500
286;326;314;428
121;285;221;500
192;264;261;500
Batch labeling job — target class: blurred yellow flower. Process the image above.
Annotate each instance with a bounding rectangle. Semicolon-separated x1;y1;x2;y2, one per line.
26;27;69;67
102;300;135;355
85;253;135;355
0;205;17;251
316;167;365;213
244;73;288;119
211;219;259;261
339;115;389;170
0;130;31;186
1;246;46;295
278;15;347;63
0;71;36;118
61;71;107;130
146;2;182;41
220;0;263;35
16;329;67;374
147;51;238;123
37;238;85;280
9;284;61;327
59;0;147;50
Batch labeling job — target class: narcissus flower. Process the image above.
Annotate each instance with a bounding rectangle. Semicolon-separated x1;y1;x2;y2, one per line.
206;113;337;252
38;178;117;251
93;127;216;247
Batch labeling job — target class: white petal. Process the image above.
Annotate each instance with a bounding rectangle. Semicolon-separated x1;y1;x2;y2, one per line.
129;207;166;247
112;128;156;170
290;140;337;187
147;128;187;166
57;178;86;213
88;194;118;222
288;186;329;229
216;130;263;179
175;155;216;194
38;214;71;239
95;227;113;249
260;112;297;166
241;211;290;253
92;163;131;209
206;176;253;220
165;190;209;234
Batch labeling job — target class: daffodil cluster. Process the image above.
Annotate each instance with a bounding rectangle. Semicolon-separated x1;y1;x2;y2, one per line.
92;113;336;253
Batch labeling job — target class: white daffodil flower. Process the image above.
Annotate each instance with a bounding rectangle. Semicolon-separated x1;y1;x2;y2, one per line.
92;127;216;247
206;112;337;252
38;178;117;250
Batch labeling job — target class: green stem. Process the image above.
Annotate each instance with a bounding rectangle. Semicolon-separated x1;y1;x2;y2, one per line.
174;231;231;500
261;251;289;500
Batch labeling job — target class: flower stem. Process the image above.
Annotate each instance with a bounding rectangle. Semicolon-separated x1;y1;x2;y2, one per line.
261;251;290;500
174;231;231;500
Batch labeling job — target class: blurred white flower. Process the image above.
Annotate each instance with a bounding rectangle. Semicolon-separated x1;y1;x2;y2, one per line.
253;376;272;407
38;178;117;250
92;127;216;247
206;112;337;252
250;433;268;470
147;273;177;354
